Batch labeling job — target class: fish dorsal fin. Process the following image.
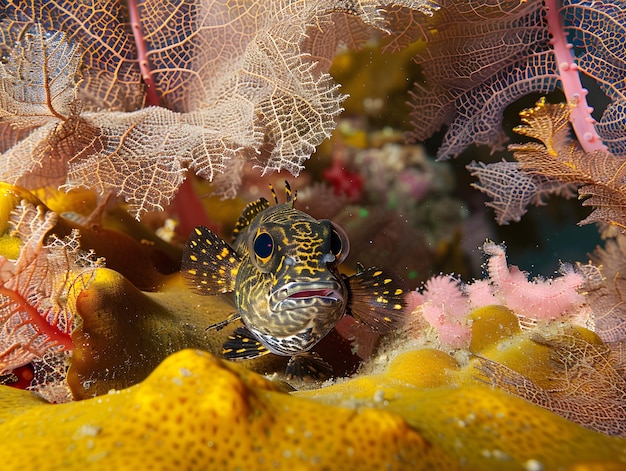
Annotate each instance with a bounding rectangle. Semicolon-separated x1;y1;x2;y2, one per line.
232;197;270;239
222;326;271;360
275;180;296;207
345;267;407;334
181;226;240;295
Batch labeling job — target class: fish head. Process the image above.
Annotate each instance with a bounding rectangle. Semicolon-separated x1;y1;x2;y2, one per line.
234;203;350;353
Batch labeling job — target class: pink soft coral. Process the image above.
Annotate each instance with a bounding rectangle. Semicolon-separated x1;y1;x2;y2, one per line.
481;242;587;321
419;275;471;348
414;242;590;348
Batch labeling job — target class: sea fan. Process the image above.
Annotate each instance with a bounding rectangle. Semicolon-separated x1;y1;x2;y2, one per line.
0;1;437;218
469;98;626;227
477;332;626;437
408;0;621;159
0;201;101;373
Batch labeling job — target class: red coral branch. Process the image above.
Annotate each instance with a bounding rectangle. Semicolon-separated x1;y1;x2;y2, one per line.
0;286;73;353
127;0;160;107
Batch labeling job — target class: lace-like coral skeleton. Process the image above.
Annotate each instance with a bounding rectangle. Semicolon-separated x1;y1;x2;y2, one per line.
0;201;102;374
0;1;436;217
408;0;621;159
476;333;626;437
469;98;626;227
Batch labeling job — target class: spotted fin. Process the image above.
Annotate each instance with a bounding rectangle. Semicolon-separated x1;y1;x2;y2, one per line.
286;352;332;381
222;327;271;360
232;198;270;239
181;226;240;295
345;267;407;334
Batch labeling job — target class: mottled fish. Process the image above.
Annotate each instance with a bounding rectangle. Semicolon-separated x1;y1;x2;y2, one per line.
181;182;407;380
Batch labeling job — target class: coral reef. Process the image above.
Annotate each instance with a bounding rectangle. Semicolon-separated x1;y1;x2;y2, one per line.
1;0;626;468
411;242;626;437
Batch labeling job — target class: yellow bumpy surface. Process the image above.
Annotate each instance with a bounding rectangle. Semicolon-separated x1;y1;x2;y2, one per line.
0;350;437;470
1;345;625;470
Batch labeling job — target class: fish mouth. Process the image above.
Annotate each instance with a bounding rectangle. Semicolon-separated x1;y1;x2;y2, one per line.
270;281;345;311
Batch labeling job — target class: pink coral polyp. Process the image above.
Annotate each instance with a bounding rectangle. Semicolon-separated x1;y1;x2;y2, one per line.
419;275;471;348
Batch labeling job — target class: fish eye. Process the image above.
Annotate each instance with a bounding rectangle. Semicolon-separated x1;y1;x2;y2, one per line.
253;232;274;261
330;223;350;264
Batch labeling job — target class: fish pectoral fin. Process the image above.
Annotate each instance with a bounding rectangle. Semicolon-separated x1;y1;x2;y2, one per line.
181;226;240;295
286;352;332;381
206;312;242;331
222;327;271;360
345;267;408;334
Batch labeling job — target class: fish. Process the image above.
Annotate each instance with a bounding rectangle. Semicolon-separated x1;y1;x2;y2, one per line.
181;182;407;380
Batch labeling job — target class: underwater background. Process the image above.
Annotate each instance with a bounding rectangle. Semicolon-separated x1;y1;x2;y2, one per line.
0;0;625;469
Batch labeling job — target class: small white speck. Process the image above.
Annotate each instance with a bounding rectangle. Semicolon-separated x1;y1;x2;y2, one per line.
86;451;109;463
73;424;102;440
492;449;511;461
180;367;192;377
172;377;183;386
373;390;385;403
524;459;544;471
